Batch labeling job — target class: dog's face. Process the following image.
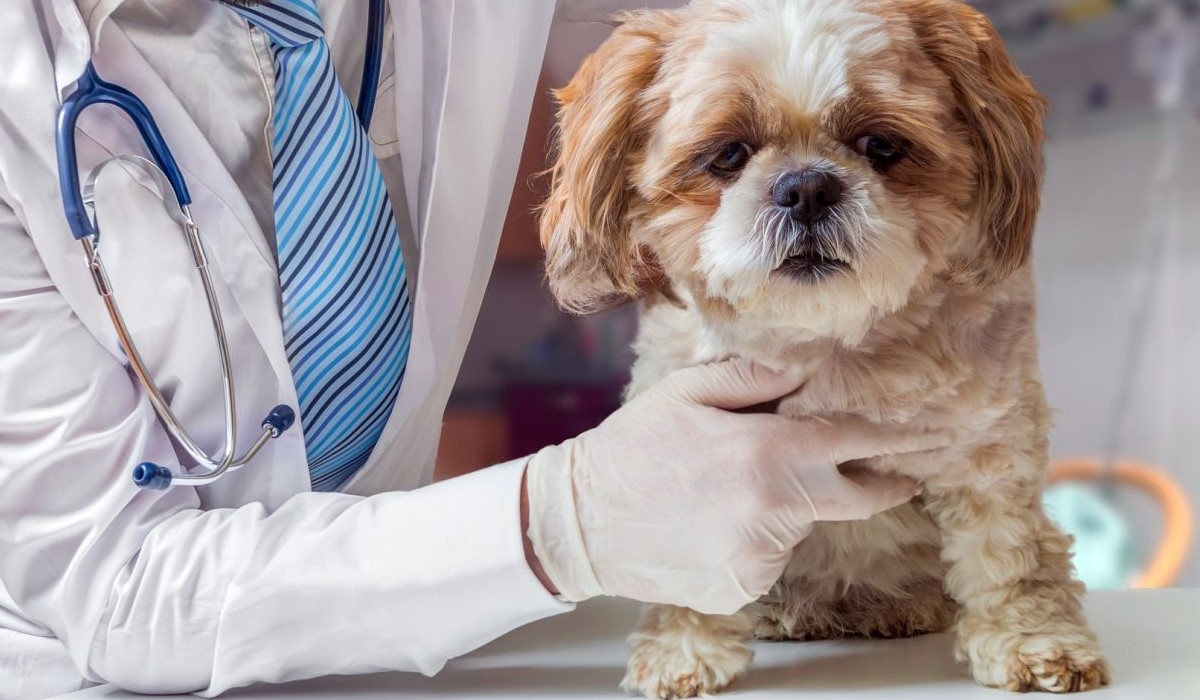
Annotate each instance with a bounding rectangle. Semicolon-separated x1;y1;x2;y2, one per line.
541;0;1046;345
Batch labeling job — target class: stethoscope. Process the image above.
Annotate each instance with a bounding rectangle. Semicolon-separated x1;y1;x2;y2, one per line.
54;0;387;491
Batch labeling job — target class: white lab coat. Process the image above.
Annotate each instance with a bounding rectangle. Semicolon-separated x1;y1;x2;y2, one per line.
0;1;627;697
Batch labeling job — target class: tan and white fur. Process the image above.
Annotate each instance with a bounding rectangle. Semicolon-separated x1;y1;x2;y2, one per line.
538;0;1109;697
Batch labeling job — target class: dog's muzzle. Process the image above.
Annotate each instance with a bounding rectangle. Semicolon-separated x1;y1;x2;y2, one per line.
768;169;852;280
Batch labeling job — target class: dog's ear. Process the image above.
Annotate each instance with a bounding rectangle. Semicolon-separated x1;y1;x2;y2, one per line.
539;10;677;314
908;0;1047;284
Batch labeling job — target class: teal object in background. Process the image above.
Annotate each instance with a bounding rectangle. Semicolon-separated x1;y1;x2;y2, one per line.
1044;483;1138;590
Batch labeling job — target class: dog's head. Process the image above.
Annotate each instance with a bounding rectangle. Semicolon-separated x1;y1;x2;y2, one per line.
540;0;1046;345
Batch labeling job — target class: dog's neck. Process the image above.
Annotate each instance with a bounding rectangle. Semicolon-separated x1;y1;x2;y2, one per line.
631;267;1039;428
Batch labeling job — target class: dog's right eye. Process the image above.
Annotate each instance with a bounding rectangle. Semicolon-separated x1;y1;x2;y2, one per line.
853;134;905;170
708;142;754;176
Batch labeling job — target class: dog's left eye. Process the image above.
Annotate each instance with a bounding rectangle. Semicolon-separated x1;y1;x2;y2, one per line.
854;135;904;168
708;142;755;176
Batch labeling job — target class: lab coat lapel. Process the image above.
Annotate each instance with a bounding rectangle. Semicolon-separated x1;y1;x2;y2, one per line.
345;0;558;495
387;0;427;243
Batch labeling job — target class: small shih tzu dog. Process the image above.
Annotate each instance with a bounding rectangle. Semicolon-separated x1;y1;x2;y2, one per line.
538;0;1111;697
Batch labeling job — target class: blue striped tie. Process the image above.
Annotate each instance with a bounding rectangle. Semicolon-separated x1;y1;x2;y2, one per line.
230;0;411;492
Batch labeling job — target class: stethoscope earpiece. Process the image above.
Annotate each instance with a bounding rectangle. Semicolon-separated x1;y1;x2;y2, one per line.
263;405;297;438
132;463;174;491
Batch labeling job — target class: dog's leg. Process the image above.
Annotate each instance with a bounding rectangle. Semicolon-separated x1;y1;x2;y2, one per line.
621;604;754;699
925;444;1110;693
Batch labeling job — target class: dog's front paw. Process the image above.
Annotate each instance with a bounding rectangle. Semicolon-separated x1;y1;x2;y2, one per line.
1006;635;1111;693
620;608;753;699
621;638;751;699
959;624;1110;693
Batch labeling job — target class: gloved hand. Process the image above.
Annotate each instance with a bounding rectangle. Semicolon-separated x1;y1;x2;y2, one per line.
523;359;947;615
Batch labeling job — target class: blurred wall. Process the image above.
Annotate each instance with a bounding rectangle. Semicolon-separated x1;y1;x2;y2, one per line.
1036;118;1200;586
1012;3;1200;586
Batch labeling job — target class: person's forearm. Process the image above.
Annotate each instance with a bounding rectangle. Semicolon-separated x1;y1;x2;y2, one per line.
8;460;570;697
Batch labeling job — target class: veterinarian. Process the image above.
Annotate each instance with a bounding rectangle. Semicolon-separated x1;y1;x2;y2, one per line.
0;1;946;697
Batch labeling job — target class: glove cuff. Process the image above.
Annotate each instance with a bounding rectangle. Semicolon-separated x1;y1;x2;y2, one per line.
524;441;605;602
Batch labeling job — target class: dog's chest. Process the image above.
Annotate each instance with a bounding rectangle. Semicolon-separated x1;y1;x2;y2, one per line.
628;297;1039;482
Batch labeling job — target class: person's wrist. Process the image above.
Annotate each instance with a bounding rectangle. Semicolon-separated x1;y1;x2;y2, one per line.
522;444;605;602
521;466;559;595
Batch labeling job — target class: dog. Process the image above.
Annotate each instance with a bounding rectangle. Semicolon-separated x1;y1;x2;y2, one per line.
537;0;1110;696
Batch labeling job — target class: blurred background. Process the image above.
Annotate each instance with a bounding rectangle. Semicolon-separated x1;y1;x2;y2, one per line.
435;0;1200;589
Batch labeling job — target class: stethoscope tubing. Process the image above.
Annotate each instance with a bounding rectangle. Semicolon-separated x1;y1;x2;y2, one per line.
79;156;294;489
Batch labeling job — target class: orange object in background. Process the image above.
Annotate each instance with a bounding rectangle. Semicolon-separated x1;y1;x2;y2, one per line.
434;411;508;482
1049;459;1193;588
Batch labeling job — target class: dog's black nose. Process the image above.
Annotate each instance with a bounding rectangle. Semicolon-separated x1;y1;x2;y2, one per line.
772;169;844;225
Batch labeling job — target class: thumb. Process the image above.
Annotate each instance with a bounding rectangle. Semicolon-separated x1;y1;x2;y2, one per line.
662;358;809;410
818;469;921;522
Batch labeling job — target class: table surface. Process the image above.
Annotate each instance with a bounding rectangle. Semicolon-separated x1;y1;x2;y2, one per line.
58;589;1200;699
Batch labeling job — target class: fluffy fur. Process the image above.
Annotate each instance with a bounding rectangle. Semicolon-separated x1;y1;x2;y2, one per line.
539;0;1109;697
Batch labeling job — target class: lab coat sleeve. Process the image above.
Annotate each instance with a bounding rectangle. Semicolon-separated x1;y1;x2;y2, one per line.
0;200;572;696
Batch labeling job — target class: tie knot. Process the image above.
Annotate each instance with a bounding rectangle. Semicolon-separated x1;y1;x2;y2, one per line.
229;0;324;47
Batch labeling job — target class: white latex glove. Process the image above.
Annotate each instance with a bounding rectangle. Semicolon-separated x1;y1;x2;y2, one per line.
524;359;947;616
